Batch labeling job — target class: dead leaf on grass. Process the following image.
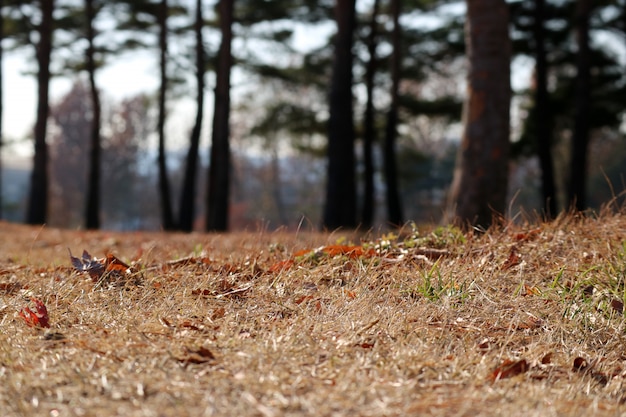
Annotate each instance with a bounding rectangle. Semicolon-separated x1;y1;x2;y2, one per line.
610;299;624;314
69;249;138;285
501;247;521;270
19;298;50;328
573;357;589;372
490;359;528;382
177;345;215;364
0;281;22;294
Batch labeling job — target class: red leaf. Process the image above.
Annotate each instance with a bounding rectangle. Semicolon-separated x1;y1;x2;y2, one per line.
19;298;50;328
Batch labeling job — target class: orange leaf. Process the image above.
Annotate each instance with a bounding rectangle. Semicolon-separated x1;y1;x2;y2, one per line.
268;259;294;273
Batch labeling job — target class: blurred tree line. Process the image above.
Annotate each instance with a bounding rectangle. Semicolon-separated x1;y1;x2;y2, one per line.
0;0;624;231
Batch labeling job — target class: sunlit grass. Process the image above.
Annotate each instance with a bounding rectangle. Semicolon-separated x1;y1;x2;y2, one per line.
1;213;626;416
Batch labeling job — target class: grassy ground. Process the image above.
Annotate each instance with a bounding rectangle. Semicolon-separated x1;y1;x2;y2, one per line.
1;214;626;416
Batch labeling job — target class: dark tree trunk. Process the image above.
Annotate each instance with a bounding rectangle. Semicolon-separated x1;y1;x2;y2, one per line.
0;0;3;220
568;0;592;212
446;0;511;229
179;0;205;232
322;0;357;230
533;0;557;219
85;0;101;229
27;0;53;225
360;0;380;229
157;0;175;230
206;0;233;232
383;0;403;227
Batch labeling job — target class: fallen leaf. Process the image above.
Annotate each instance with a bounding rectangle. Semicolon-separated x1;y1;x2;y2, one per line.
611;299;623;314
69;249;105;281
501;247;521;270
268;259;294;273
573;357;589;372
490;359;528;382
19;298;50;328
175;345;215;364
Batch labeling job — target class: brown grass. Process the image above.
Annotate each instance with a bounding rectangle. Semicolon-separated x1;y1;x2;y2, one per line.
1;213;626;416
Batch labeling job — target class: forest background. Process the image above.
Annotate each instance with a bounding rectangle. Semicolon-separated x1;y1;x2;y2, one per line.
0;0;625;232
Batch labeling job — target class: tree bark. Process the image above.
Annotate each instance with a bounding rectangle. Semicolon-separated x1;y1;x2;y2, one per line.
567;0;592;212
322;0;357;230
446;0;511;229
383;0;403;227
157;0;175;230
179;0;205;232
532;0;557;219
85;0;101;229
206;0;233;232
360;0;380;229
0;0;3;220
27;0;54;225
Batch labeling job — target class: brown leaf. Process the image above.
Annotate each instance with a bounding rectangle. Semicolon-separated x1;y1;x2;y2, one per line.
573;357;589;372
611;299;624;314
176;346;216;364
501;248;521;270
490;359;528;382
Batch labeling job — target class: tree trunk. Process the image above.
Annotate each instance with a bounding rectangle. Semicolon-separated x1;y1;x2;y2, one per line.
567;0;592;212
383;0;403;227
446;0;511;229
533;0;557;219
27;0;53;225
157;0;175;230
322;0;357;230
0;0;3;220
206;0;233;232
360;0;380;229
85;0;101;229
179;0;205;232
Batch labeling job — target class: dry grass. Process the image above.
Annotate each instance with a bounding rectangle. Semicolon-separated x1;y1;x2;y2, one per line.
1;213;626;416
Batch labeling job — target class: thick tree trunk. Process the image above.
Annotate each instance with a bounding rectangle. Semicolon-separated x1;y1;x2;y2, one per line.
446;0;511;229
179;0;205;232
383;0;403;227
27;0;53;225
85;0;101;229
568;0;592;212
206;0;233;232
360;0;380;229
322;0;357;230
157;0;175;230
533;0;556;219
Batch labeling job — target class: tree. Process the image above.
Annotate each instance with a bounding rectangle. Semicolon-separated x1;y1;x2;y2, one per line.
322;0;357;230
568;0;592;211
383;0;403;227
446;0;511;228
26;0;54;225
156;0;175;230
531;0;557;218
0;0;4;220
206;0;234;232
84;0;101;229
178;0;205;232
360;0;380;228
